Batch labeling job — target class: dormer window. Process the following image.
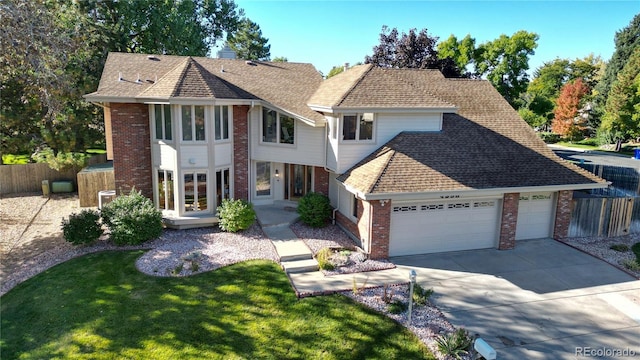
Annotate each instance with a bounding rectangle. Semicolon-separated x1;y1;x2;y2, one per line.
262;107;295;145
342;113;374;141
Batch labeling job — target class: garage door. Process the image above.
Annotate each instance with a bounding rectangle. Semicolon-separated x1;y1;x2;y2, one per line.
390;199;500;256
515;193;555;240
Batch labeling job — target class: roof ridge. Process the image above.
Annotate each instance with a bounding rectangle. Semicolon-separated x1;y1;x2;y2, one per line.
188;58;219;97
137;56;190;98
336;64;374;107
366;145;396;194
395;71;457;108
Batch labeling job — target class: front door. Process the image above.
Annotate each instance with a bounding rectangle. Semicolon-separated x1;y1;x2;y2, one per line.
285;164;312;200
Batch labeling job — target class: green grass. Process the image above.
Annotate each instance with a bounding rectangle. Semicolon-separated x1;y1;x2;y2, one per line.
2;154;32;164
556;141;636;156
1;251;434;360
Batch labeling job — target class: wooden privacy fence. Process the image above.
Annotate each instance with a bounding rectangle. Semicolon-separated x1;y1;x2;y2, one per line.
569;196;640;237
77;162;115;207
0;155;107;195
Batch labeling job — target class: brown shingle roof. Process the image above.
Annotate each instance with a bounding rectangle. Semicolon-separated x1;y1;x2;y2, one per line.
308;65;456;109
86;52;324;122
338;75;606;194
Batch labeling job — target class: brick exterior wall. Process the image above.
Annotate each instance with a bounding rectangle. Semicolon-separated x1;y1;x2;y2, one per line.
233;105;250;201
553;190;573;239
313;167;329;195
368;199;391;260
498;193;519;250
110;103;153;198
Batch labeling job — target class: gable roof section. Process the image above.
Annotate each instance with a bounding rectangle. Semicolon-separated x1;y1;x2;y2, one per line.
338;77;606;196
308;65;456;110
85;52;324;123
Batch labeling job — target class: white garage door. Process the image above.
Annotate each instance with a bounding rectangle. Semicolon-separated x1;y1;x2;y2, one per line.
390;199;500;256
515;193;555;240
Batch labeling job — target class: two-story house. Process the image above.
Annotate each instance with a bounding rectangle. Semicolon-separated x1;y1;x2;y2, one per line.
85;53;606;259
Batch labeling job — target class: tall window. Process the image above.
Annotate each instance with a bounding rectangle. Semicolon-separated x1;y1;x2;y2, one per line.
154;104;172;141
182;105;205;141
262;107;295;145
255;162;271;196
184;172;207;212
342;113;374;141
352;194;358;218
157;169;174;211
216;168;230;207
214;105;229;140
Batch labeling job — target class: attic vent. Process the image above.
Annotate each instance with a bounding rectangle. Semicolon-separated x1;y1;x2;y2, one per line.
245;60;257;66
118;72;123;81
136;74;142;83
146;79;155;84
147;55;160;61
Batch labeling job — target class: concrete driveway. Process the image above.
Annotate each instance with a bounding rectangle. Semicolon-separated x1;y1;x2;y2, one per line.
392;239;640;360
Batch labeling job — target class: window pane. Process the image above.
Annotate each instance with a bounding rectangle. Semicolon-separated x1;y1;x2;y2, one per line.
262;108;277;143
222;106;229;139
184;173;195;211
214;106;222;140
223;169;229;199
343;115;357;140
359;113;373;140
216;170;222;207
256;162;271;196
197;173;207;211
154;105;163;140
182;106;192;141
352;195;358;217
157;170;165;209
166;171;174;210
195;106;205;141
164;105;172;140
280;115;294;144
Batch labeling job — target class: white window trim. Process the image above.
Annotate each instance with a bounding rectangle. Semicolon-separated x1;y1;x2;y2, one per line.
254;161;273;198
155;168;177;214
215;167;232;208
351;194;359;220
182;170;210;214
340;113;376;143
260;107;296;146
180;105;207;143
213;105;231;142
151;104;174;143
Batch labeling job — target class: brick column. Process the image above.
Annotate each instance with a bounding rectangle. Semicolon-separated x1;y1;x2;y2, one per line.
369;199;391;259
313;166;329;195
553;190;574;239
110;103;153;199
498;193;519;250
233;105;250;201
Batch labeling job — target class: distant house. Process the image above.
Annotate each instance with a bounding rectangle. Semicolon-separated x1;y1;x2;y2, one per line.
85;53;606;259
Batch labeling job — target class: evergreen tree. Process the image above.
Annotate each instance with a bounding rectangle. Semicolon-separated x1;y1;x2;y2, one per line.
227;18;271;60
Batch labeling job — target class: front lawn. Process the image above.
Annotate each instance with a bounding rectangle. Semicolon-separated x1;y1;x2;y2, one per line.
1;251;434;359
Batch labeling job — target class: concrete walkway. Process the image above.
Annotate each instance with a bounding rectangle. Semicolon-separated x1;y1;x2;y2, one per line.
255;202;407;296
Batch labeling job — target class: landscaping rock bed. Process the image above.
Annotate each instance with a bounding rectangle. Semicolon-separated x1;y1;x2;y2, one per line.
562;233;640;278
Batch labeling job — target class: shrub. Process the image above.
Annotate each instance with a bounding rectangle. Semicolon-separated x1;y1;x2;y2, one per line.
621;258;640;271
101;189;163;245
412;283;434;306
435;328;472;360
387;300;407;314
609;244;630;252
632;242;640;263
297;192;332;228
316;247;335;270
61;209;103;245
217;199;255;232
538;132;561;144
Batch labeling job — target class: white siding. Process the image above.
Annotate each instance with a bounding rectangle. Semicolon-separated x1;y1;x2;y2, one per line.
214;143;232;167
250;107;325;166
338;186;354;218
180;145;208;168
328;173;339;208
333;112;442;174
152;144;177;168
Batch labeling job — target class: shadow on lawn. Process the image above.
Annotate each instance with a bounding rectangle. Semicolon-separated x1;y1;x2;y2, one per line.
1;251;433;359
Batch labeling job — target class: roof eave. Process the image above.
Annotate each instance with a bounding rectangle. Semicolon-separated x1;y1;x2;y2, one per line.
307;104;459;114
355;182;609;201
83;94;139;103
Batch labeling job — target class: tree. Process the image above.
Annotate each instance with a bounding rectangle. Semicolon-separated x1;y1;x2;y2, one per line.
77;0;243;56
474;31;539;107
227;18;271;60
594;13;640;104
365;26;462;77
272;56;288;62
326;65;345;78
600;47;640;143
437;34;476;75
551;79;590;139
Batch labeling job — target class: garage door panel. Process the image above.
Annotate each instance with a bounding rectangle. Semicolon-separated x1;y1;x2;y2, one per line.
516;193;554;240
390;199;499;256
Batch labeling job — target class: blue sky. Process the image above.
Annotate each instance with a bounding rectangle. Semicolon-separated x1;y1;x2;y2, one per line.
229;0;639;76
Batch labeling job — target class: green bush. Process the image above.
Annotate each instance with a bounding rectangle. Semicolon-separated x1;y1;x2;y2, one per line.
576;138;598;146
316;247;335;270
632;242;640;264
297;192;332;228
435;328;472;360
412;284;434;306
538;132;561;144
387;300;407;314
101;189;163;245
61;209;103;245
609;244;630;252
217;199;255;232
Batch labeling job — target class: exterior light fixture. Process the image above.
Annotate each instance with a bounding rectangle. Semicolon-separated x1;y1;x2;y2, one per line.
275;169;279;177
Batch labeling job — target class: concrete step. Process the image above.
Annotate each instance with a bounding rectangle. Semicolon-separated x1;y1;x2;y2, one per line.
272;239;314;261
282;258;319;274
